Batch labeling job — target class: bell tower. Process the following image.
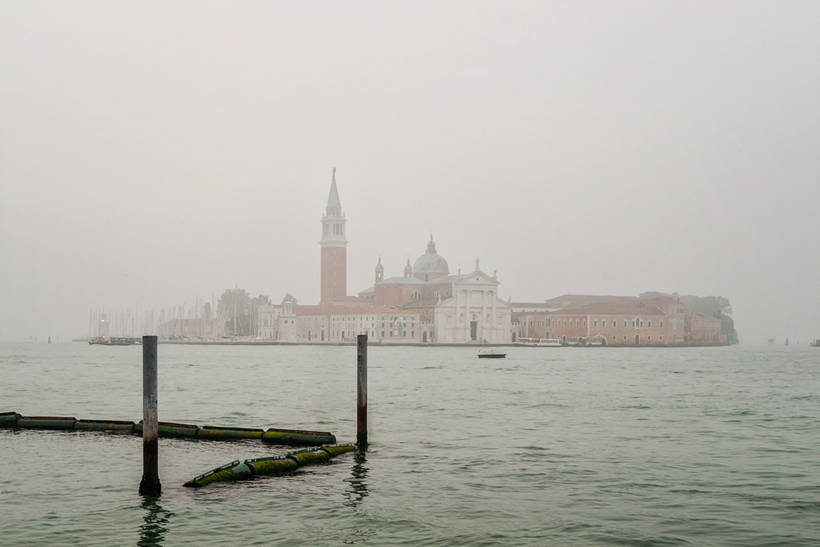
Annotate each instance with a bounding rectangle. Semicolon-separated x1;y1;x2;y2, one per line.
320;168;347;305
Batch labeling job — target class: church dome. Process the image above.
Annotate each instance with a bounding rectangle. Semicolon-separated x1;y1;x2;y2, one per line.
413;236;449;280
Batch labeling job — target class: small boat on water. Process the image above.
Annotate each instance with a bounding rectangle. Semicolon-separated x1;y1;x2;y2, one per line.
89;336;139;346
478;349;506;359
515;338;561;347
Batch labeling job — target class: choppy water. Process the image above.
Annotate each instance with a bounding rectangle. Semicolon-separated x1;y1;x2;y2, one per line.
1;342;819;545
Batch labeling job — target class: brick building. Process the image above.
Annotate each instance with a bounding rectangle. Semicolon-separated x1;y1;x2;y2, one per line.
547;294;727;346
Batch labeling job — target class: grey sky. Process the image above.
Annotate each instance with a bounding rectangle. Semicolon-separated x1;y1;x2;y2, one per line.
1;1;818;343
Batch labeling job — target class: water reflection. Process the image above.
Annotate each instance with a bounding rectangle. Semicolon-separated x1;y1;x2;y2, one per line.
343;452;369;508
138;497;173;546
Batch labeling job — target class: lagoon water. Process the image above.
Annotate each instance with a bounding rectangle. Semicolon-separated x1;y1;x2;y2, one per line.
1;342;819;545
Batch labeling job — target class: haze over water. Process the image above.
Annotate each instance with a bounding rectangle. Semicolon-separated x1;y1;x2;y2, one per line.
1;1;819;344
2;2;820;545
2;343;818;545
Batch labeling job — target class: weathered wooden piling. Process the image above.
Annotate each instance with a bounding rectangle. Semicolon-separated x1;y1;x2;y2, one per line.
357;334;367;451
139;335;161;497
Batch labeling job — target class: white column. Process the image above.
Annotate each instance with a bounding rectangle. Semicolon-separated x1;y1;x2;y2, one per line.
465;290;471;341
480;288;487;342
491;291;497;342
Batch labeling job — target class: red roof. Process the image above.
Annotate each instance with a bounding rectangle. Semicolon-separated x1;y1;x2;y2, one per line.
295;304;416;316
552;301;665;316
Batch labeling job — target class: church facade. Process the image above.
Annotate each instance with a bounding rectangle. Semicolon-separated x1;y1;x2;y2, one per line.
257;169;511;344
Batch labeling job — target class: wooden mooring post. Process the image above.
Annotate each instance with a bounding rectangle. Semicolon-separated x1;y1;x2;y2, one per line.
357;334;367;451
139;335;161;497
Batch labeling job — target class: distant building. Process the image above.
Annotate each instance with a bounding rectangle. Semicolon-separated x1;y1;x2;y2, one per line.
359;243;510;344
547;293;727;346
254;170;510;344
509;302;556;341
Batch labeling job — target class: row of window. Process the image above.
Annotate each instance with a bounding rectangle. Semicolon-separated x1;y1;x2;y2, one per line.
552;318;665;329
609;335;664;341
323;223;345;235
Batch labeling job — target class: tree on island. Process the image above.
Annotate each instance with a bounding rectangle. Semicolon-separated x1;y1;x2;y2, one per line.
679;295;739;345
640;293;739;345
217;288;271;337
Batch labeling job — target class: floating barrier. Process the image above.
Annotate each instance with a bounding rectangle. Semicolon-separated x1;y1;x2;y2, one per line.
2;411;336;447
197;426;264;441
183;444;356;488
183;460;254;487
246;455;298;476
321;444;357;458
75;420;135;433
289;448;330;466
0;412;20;428
16;416;77;430
134;421;199;438
262;428;336;446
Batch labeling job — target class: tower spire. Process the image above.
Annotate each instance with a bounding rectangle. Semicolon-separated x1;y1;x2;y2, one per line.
326;167;342;215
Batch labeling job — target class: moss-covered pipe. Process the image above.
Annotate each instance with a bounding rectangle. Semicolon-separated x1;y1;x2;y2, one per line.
321;444;357;458
0;412;20;428
135;421;199;438
183;460;253;487
288;449;330;466
75;420;135;433
183;444;356;488
262;428;336;446
245;456;298;476
5;413;338;446
197;426;264;441
17;416;77;430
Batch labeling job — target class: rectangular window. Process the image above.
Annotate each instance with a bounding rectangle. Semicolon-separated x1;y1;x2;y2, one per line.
624;320;627;327
593;320;598;327
602;320;606;328
648;320;652;328
660;320;664;328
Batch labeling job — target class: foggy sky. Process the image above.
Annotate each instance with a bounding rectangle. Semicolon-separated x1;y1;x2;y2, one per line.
1;1;818;344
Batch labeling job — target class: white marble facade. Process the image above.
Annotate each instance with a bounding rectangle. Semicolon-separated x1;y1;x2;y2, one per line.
434;269;511;343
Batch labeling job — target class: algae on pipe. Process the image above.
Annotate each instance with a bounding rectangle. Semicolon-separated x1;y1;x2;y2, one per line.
183;444;356;488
